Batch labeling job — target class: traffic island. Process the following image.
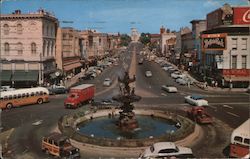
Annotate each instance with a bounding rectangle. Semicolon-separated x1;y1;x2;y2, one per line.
58;109;197;148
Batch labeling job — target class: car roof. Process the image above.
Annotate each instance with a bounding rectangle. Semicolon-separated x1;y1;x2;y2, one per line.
153;142;176;152
44;132;68;142
191;94;204;99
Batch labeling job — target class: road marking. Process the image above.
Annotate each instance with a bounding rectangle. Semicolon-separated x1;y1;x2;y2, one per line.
226;112;240;117
208;105;217;109
223;105;233;109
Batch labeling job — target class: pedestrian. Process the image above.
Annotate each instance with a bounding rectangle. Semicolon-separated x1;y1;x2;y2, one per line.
204;81;208;89
215;81;218;88
211;80;215;87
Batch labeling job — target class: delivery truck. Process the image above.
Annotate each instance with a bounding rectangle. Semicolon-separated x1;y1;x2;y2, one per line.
64;84;95;109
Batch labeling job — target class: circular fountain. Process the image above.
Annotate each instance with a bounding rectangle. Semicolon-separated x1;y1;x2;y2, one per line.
58;71;195;147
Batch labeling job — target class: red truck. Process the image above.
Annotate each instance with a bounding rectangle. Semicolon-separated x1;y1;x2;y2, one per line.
64;84;95;109
186;106;213;124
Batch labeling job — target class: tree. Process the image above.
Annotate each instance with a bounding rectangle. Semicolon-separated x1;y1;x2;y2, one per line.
119;34;131;46
139;33;151;46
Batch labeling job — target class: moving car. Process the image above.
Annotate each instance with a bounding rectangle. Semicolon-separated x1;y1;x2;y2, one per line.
91;99;120;108
186;106;213;124
145;71;152;77
139;142;194;159
138;58;144;65
42;132;80;159
161;85;178;93
184;95;208;106
103;78;112;86
48;85;68;95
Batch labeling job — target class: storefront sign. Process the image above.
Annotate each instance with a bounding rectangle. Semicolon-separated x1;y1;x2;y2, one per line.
223;69;250;77
202;33;227;50
233;7;250;25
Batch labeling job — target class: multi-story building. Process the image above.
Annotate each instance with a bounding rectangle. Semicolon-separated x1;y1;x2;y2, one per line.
160;26;176;57
181;31;194;67
0;9;58;87
201;4;250;87
56;27;83;78
190;20;207;63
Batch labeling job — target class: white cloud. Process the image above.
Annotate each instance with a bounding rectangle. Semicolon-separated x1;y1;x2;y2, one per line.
203;0;221;7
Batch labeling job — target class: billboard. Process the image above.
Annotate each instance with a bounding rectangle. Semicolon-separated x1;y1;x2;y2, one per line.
233;7;250;25
201;33;227;50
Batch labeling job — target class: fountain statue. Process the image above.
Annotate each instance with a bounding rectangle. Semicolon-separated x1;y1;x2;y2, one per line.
112;71;141;131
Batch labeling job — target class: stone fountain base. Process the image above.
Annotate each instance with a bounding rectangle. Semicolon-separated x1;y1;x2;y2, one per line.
118;111;138;131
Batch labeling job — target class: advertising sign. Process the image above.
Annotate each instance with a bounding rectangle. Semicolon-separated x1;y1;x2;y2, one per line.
223;69;250;77
233;7;250;25
202;33;227;50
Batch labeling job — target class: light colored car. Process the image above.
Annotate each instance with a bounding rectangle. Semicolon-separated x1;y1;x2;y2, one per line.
176;77;188;85
161;85;178;93
139;142;193;159
145;71;152;77
171;71;181;78
184;95;208;106
103;78;112;86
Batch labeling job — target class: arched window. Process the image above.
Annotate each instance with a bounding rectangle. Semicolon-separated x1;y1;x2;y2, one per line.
4;43;10;54
3;24;9;35
17;24;23;34
51;41;54;56
43;40;46;57
31;42;36;54
51;26;54;36
17;42;23;55
47;26;49;36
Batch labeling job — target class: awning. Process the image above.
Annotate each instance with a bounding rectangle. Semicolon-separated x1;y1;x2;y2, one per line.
0;70;12;81
63;62;82;72
12;70;38;81
224;76;250;82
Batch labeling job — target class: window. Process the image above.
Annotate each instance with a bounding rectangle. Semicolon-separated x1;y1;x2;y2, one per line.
234;136;243;143
99;38;101;46
17;94;21;98
4;43;10;54
47;41;50;56
31;43;36;54
17;24;23;34
22;93;26;98
242;56;247;69
3;24;9;35
232;38;237;50
31;92;35;96
47;26;49;36
17;42;23;55
244;138;250;145
158;149;178;153
8;95;13;100
232;56;237;69
242;38;247;50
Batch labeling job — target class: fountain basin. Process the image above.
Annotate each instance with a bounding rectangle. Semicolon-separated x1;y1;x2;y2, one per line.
59;109;195;147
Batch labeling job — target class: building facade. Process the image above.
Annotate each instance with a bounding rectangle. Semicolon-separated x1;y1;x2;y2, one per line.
201;4;250;87
160;26;176;57
56;27;83;79
0;9;58;87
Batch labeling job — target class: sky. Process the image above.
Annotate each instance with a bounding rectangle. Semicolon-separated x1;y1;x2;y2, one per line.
1;0;249;34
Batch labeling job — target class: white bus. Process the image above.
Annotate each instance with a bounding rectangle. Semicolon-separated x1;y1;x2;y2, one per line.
230;118;250;158
0;87;49;109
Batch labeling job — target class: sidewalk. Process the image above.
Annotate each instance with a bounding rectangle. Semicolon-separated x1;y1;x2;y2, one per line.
165;61;247;92
64;71;85;88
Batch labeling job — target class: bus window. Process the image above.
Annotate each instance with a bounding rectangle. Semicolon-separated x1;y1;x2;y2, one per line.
234;136;243;143
40;91;43;95
26;93;29;97
244;138;250;145
17;94;21;98
31;92;35;96
9;95;13;100
22;93;26;98
13;95;17;99
0;97;3;101
4;96;8;100
44;92;47;95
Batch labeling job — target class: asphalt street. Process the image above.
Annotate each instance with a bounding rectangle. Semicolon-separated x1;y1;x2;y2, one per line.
1;42;249;158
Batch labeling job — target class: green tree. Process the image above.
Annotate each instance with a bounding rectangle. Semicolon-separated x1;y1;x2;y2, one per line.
139;33;151;45
119;34;131;46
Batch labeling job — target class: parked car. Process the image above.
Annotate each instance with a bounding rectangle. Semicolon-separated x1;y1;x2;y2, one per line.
145;71;152;77
168;68;177;74
139;142;194;159
176;77;188;85
184;95;208;106
161;85;178;93
0;86;15;92
42;132;80;159
79;72;95;80
48;85;68;95
103;78;112;86
91;99;120;108
138;58;144;65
